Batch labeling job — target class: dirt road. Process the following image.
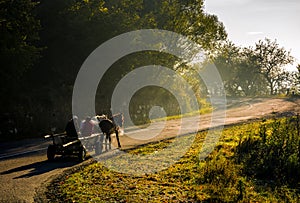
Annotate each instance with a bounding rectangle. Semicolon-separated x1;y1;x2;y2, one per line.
0;97;299;203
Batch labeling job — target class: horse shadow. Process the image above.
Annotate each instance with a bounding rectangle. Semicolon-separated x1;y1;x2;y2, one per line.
0;156;84;179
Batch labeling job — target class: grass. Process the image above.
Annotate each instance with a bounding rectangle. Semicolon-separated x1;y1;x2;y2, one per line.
46;115;300;202
129;99;212;126
152;106;213;122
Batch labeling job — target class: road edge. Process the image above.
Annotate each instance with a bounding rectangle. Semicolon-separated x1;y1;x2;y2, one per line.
34;157;96;203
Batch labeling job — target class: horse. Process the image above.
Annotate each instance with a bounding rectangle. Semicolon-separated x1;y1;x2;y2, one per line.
98;118;121;151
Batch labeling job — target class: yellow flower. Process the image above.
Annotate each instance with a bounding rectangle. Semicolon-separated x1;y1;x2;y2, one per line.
99;7;108;13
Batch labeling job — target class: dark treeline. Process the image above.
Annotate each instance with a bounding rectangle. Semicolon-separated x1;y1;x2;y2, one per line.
0;0;299;139
0;0;226;138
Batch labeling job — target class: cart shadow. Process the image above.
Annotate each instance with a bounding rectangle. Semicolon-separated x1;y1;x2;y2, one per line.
0;156;84;179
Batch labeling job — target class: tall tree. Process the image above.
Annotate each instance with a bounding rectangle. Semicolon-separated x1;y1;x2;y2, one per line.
253;38;294;95
235;47;270;96
63;0;228;125
0;0;41;105
212;41;241;96
0;0;228;136
288;64;300;95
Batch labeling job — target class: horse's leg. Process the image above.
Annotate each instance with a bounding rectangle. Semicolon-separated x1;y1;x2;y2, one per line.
115;129;121;148
108;133;112;150
105;133;108;151
99;133;104;153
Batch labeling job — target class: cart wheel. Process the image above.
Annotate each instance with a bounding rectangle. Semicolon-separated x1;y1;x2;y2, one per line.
47;145;56;161
78;147;86;162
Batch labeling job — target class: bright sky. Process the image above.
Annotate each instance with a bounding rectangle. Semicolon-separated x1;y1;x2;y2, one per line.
205;0;300;71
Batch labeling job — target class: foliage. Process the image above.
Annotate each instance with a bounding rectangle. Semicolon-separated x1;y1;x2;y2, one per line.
1;0;297;140
253;38;294;95
0;0;42;138
212;39;295;96
0;0;41;106
47;116;300;202
288;64;300;95
236;115;300;186
0;0;228;138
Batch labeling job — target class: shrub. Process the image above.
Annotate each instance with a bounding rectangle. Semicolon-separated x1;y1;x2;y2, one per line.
236;115;300;186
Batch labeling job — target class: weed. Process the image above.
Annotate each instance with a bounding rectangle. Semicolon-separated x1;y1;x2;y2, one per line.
236;116;300;187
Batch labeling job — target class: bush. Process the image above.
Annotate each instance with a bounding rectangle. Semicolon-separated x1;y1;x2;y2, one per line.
236;115;300;186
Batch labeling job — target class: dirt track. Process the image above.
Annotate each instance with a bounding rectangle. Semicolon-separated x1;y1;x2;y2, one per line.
0;97;299;203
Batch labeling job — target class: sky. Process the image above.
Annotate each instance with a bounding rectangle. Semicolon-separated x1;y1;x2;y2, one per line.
204;0;300;71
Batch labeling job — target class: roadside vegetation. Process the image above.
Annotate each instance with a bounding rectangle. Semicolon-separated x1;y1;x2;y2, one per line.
131;98;212;126
47;115;300;202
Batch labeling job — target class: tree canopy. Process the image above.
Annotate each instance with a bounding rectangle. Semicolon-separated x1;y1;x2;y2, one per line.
0;0;228;137
212;39;295;96
0;0;41;101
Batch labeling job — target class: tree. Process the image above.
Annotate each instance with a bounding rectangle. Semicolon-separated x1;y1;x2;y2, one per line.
0;0;41;103
235;52;267;96
146;0;227;51
296;64;300;84
66;0;228;126
253;38;294;95
0;0;42;137
212;41;242;96
288;64;300;95
0;0;228;137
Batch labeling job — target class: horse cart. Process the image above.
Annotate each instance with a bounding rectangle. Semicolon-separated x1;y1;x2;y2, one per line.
44;132;114;161
44;114;123;161
44;133;87;161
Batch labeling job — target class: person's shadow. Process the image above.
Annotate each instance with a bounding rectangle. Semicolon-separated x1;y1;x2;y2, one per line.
0;156;85;179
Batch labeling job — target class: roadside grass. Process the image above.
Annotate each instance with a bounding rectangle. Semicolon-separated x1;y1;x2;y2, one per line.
127;105;212;131
130;99;212;126
152;106;212;123
157;99;213;122
47;115;300;202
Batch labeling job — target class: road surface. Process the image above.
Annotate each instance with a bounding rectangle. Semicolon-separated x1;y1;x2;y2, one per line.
0;98;299;202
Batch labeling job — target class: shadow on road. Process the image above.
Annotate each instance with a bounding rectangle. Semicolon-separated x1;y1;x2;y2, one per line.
0;138;51;159
0;156;80;179
225;97;263;109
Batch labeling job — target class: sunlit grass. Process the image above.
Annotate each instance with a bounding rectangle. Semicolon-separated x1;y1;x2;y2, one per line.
127;99;212;127
152;106;213;122
47;116;300;202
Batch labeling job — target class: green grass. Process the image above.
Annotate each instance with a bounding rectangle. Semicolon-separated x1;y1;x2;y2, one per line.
46;115;300;202
130;99;212;126
152;106;213;122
